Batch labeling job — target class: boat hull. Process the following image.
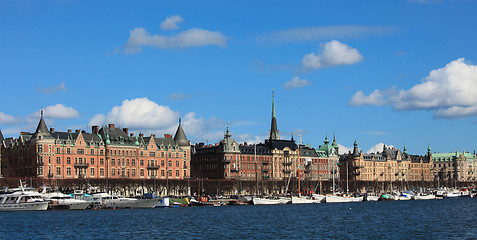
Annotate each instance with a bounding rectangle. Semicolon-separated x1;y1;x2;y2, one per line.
0;201;49;211
291;196;323;204
325;195;363;203
253;197;290;205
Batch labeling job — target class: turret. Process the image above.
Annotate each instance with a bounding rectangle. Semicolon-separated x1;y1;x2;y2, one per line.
352;140;359;157
174;118;189;146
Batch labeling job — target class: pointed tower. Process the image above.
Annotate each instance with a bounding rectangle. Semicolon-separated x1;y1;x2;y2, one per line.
332;134;339;154
174;118;189;146
34;109;52;139
269;90;279;140
352;140;360;157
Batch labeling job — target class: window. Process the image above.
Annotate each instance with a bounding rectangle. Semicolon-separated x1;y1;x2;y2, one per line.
100;150;104;155
90;149;94;155
100;158;104;165
77;149;84;154
184;152;187;158
67;148;71;154
56;167;61;176
161;170;165;176
112;169;115;176
91;168;95;176
100;168;104;177
126;159;129;165
132;159;135;166
56;148;60;154
140;169;144;176
140;151;143;157
161;152;164;157
111;159;115;166
183;170;187;177
140;160;144;166
67;167;71;176
150;152;156;157
161;160;165;167
168;160;172;167
168;170;172;177
176;161;179;167
132;169;136;176
91;158;94;165
67;157;71;164
37;145;43;153
56;157;61;164
176;170;179;177
183;161;187;169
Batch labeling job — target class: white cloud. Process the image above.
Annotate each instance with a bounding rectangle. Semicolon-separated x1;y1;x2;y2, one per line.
0;112;19;125
338;144;353;155
256;25;397;44
284;76;311;90
36;82;66;94
124;27;226;53
169;92;191;101
88;98;224;143
89;98;179;129
160;15;183;30
367;143;395;154
301;40;363;71
42;104;80;119
350;58;477;119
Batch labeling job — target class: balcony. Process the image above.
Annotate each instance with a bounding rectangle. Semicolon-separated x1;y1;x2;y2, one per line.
282;161;292;166
231;168;240;172
262;176;270;180
74;163;89;168
262;161;270;165
147;165;159;169
262;169;269;173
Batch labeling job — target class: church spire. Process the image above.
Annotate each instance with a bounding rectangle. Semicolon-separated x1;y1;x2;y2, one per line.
34;108;52;138
269;89;279;140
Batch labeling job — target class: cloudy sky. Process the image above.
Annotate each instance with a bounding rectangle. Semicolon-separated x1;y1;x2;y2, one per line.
1;0;477;155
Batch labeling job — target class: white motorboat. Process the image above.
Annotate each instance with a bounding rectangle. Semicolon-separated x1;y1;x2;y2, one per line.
253;197;290;205
291;195;324;204
91;193;158;209
0;182;48;211
445;190;461;198
42;192;90;210
365;194;380;201
325;194;363;203
413;194;436;200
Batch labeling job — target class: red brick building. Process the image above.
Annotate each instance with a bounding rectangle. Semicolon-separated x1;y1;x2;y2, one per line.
1;113;191;181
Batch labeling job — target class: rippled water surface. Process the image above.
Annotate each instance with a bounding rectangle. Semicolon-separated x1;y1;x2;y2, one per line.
1;197;476;239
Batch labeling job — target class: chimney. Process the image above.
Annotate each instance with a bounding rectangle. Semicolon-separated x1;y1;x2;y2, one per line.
75;129;80;133
139;133;144;137
68;129;72;133
151;134;156;138
92;126;99;134
108;124;115;128
123;128;128;135
50;128;55;132
164;134;172;139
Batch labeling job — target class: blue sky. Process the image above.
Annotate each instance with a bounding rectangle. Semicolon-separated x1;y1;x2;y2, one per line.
2;0;477;155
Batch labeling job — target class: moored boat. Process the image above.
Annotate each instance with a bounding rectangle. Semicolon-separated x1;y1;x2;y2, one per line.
42;191;90;210
253;197;291;205
0;182;49;211
325;194;363;203
291;195;324;204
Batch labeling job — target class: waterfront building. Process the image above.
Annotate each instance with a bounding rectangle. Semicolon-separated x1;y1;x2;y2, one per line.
316;135;340;182
191;93;299;181
431;150;477;182
341;141;432;186
1;112;191;181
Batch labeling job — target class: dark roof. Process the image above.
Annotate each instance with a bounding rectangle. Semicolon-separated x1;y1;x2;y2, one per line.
299;146;318;157
174;121;189;146
262;139;297;151
0;129;4;147
34;116;52;138
99;127;136;146
239;145;271;155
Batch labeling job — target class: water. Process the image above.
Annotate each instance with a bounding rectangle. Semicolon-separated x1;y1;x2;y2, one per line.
1;198;476;239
